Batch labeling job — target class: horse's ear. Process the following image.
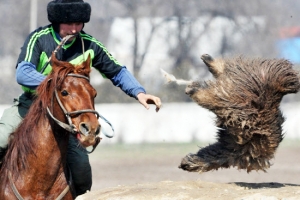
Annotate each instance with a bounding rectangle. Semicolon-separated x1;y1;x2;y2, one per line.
84;54;91;69
51;52;60;70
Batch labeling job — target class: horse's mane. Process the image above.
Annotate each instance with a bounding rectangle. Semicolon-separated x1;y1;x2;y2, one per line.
2;57;91;175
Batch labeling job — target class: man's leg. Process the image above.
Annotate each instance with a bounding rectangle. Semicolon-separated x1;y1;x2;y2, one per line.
67;136;92;196
0;105;23;148
0;93;32;158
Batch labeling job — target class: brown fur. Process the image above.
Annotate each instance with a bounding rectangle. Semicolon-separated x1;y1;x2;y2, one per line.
179;54;300;173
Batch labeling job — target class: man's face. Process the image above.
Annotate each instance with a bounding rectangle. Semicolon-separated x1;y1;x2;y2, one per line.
59;22;84;40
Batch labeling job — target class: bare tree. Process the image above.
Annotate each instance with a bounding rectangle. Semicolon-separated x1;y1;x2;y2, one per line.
1;0;300;103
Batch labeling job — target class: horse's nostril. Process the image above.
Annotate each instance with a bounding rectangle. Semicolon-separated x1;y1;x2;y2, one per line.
79;123;90;136
95;125;101;135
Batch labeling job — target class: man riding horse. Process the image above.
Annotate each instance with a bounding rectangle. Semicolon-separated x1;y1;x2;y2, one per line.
0;0;161;197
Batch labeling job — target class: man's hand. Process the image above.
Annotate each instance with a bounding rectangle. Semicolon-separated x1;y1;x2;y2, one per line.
137;93;162;112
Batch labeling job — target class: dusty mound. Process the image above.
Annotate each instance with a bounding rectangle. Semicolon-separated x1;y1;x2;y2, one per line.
77;180;300;200
77;143;300;200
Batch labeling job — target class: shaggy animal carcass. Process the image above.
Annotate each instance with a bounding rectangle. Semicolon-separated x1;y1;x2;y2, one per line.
162;54;300;173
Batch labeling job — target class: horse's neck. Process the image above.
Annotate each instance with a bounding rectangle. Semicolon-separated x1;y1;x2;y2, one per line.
0;121;71;199
24;122;70;176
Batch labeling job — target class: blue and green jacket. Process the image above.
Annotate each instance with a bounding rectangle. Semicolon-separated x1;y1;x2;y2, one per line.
16;24;146;98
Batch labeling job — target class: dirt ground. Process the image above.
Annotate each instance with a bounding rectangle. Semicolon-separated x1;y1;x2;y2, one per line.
77;140;300;200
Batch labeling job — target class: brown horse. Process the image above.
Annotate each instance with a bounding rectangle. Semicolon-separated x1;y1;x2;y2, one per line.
0;52;101;199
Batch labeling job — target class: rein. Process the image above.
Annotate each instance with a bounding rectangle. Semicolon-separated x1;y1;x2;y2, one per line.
44;34;101;152
9;172;70;200
8;35;94;200
40;34;77;74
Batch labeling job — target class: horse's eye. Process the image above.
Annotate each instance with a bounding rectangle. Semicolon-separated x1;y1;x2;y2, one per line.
61;90;69;96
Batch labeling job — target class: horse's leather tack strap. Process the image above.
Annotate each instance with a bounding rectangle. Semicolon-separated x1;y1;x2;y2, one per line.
8;35;82;200
8;172;24;200
47;107;76;133
44;34;102;154
47;73;102;155
40;34;77;74
46;74;100;135
55;185;70;200
8;171;70;200
47;105;101;154
86;136;101;154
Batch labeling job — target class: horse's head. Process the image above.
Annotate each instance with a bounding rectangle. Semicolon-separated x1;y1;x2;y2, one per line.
48;52;101;148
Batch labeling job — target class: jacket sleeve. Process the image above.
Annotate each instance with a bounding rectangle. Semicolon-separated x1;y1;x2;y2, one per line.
89;39;123;79
16;61;46;89
111;66;146;99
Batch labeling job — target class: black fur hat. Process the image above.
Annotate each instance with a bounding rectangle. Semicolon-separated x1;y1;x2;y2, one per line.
47;0;91;23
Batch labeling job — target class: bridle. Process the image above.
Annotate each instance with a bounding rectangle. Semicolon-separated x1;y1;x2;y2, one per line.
44;33;102;152
9;35;101;200
9;73;101;199
8;75;95;200
8;172;70;200
46;73;102;154
46;74;99;134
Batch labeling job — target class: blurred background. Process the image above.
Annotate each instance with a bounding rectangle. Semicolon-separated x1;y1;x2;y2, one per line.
1;0;300;143
2;0;300;103
1;1;300;191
